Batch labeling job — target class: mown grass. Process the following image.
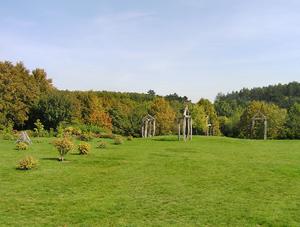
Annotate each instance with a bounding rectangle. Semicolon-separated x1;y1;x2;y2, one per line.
0;136;300;226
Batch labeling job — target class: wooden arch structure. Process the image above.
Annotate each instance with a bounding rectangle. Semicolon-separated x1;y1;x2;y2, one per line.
178;106;193;141
141;114;156;138
251;111;267;140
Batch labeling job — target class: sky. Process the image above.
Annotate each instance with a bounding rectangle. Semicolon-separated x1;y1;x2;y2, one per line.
1;0;300;102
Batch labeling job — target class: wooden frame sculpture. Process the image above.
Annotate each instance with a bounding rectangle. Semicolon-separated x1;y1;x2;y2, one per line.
16;131;32;144
251;111;267;140
141;114;156;138
178;106;193;141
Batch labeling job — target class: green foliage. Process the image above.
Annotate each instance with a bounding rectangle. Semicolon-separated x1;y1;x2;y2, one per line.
285;103;300;139
30;91;76;130
49;128;55;137
1;122;15;140
219;108;243;137
54;137;74;161
190;104;206;135
197;99;221;135
239;101;287;139
114;136;124;145
17;156;38;170
150;97;176;135
127;135;133;141
78;142;91;155
15;142;29;151
33;119;47;137
56;123;64;138
97;141;108;149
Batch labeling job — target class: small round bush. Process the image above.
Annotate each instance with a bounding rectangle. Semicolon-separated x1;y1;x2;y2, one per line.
54;137;74;161
97;141;108;149
114;136;124;145
127;136;133;141
17;156;38;170
78;142;91;155
16;142;29;150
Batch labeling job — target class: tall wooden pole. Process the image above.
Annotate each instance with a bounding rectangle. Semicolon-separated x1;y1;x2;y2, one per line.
264;119;267;140
153;120;156;137
183;117;186;141
190;118;193;140
145;120;148;138
178;122;181;141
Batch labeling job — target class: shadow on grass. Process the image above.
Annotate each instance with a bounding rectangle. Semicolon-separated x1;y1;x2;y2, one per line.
40;157;59;161
153;137;178;142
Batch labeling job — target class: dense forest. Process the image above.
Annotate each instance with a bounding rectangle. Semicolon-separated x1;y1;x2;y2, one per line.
1;61;299;139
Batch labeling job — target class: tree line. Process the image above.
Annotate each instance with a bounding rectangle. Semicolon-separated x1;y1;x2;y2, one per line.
0;61;299;139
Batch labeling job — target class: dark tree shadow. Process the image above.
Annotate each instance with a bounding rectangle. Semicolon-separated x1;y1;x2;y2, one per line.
153;137;178;142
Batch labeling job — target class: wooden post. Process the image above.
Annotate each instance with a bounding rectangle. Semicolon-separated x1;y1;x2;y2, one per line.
190;118;193;140
186;117;191;139
264;119;267;140
183;117;186;141
148;121;152;137
145;120;148;138
178;122;181;141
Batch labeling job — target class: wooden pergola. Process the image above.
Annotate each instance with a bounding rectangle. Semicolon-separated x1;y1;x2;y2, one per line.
251;111;267;140
178;106;193;141
141;114;156;138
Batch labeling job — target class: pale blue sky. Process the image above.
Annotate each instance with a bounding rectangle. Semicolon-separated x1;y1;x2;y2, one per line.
1;0;300;101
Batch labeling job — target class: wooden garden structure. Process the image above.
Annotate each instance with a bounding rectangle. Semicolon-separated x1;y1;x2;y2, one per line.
206;115;213;136
251;111;267;140
16;131;32;144
141;114;156;138
178;106;193;141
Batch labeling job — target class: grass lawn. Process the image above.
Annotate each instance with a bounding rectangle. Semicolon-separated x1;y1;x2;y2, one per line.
1;136;300;226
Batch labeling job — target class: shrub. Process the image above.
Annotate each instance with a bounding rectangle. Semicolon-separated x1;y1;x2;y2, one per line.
49;128;55;137
33;119;47;137
127;136;133;141
2;122;15;140
16;142;29;150
78;142;91;155
114;136;124;145
79;132;93;141
17;156;38;170
97;141;108;149
54;137;74;161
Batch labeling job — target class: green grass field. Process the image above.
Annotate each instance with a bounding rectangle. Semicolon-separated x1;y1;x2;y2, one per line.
1;136;300;226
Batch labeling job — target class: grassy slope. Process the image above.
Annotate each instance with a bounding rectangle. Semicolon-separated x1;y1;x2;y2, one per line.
0;136;300;226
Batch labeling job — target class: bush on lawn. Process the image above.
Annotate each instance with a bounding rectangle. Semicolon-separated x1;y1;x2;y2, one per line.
114;136;124;145
54;137;74;161
97;141;108;149
17;156;38;170
78;142;91;155
16;142;29;150
127;135;133;141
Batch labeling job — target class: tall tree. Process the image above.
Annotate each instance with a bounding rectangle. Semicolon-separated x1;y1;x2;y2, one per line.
0;61;39;127
150;98;176;135
239;101;287;139
197;99;221;135
285;103;300;139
